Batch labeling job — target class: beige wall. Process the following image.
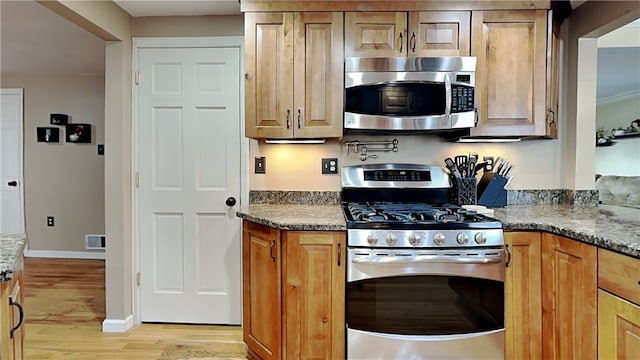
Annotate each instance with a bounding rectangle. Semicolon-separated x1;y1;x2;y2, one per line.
40;0;134;328
1;72;105;252
249;135;563;191
133;15;244;37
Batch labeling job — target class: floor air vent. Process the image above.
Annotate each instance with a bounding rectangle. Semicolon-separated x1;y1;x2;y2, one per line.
85;234;106;250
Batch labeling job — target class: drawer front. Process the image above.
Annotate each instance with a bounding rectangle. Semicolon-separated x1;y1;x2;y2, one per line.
598;248;640;305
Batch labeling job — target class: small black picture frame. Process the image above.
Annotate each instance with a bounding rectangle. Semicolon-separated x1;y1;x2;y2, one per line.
36;127;60;143
50;113;69;125
66;123;91;143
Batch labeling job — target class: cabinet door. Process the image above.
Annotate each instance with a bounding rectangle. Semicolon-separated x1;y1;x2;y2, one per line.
409;11;470;56
545;12;560;139
541;233;597;360
283;231;345;360
10;257;24;360
598;289;640;360
505;232;542;360
345;12;407;57
293;12;344;138
245;12;294;138
471;10;548;137
242;221;282;360
1;280;13;359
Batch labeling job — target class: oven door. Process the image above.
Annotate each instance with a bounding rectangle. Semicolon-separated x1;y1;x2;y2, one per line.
346;247;505;360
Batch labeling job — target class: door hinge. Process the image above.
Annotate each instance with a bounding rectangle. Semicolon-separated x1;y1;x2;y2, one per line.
135;172;140;188
135;71;140;85
136;272;141;286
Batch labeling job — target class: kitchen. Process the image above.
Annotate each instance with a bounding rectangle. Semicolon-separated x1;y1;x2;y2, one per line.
1;0;640;359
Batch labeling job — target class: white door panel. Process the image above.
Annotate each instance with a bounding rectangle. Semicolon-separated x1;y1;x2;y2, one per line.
138;46;241;324
0;88;25;234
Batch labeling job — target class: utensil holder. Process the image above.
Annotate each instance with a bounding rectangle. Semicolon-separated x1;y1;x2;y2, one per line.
452;177;477;205
477;173;508;207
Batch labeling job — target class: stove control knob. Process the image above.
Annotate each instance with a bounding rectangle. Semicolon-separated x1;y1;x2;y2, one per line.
474;232;487;245
456;233;469;245
434;233;446;246
386;233;398;246
366;234;378;246
408;233;421;246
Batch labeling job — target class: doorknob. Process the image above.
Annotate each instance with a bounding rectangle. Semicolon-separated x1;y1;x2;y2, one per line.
7;181;17;187
225;197;237;207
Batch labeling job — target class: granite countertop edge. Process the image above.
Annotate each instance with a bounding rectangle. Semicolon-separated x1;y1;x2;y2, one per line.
0;234;27;283
238;204;640;259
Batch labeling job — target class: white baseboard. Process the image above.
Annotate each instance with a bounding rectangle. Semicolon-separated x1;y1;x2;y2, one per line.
24;249;105;260
102;315;135;333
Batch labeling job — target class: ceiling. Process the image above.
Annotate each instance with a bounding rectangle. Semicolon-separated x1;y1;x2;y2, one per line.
113;0;240;16
0;0;638;102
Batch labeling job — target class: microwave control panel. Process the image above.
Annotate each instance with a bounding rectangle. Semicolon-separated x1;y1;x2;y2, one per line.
451;85;474;113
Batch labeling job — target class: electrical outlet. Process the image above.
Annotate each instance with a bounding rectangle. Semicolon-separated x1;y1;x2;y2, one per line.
322;158;338;174
255;156;266;174
47;216;54;226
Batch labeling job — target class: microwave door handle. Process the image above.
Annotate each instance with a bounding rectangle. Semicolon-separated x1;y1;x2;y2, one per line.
445;72;452;117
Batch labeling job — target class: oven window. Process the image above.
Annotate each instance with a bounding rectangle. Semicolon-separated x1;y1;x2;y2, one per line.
345;82;446;116
346;275;504;335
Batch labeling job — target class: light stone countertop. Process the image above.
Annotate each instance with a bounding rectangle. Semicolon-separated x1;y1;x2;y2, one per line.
0;233;27;282
237;204;346;231
237;204;640;259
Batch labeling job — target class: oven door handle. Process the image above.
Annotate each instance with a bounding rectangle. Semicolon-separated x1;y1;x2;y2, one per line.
351;254;503;265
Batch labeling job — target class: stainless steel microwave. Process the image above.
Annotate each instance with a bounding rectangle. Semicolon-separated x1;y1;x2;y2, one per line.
344;57;476;133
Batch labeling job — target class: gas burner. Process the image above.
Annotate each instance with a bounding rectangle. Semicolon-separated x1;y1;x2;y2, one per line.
345;202;475;225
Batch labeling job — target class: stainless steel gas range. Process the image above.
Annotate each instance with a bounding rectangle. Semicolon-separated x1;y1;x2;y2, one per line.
341;163;507;360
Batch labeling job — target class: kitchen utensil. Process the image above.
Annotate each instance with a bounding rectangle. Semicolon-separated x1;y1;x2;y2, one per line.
474;161;488;175
444;157;461;178
455;155;468;177
467;156;477;177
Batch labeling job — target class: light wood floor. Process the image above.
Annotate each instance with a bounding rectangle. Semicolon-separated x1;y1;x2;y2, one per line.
23;257;247;360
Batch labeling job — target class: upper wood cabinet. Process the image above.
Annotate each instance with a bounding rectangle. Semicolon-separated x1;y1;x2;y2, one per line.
345;11;470;57
244;12;344;139
471;10;557;138
505;232;542;360
541;233;597;360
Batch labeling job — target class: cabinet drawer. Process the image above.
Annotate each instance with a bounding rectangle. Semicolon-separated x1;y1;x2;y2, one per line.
598;248;640;305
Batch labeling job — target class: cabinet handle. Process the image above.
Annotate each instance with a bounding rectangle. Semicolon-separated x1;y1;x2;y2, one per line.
504;243;511;268
548;108;556;126
398;32;403;53
270;240;276;262
9;297;24;339
410;32;416;52
297;109;301;129
337;243;342;267
286;109;291;129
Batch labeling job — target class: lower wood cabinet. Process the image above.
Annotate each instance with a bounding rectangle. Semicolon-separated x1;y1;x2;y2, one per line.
541;233;597;360
0;256;25;360
505;232;542;360
597;248;640;359
242;221;345;360
505;232;598;359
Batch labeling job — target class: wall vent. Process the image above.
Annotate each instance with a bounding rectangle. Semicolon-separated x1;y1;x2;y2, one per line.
85;234;106;250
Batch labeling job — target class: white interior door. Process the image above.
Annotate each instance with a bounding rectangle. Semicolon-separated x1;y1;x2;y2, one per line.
0;88;25;234
137;44;242;324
